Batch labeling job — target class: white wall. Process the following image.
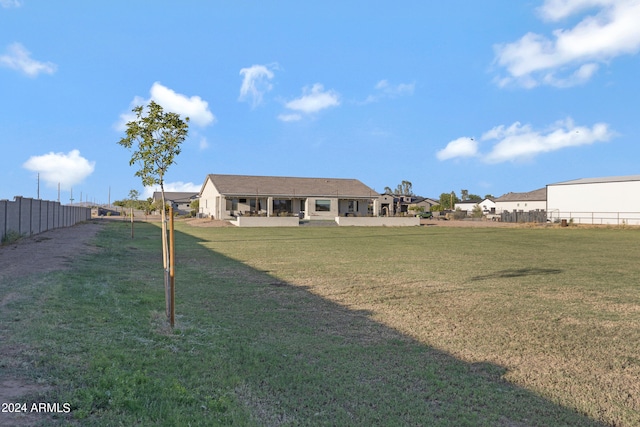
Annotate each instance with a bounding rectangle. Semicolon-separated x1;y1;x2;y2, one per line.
232;216;300;227
547;180;640;224
454;202;478;214
335;216;420;226
199;178;220;218
495;200;546;213
478;199;496;212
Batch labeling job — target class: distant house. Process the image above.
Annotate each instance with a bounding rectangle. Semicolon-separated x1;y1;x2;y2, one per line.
494;188;546;213
380;194;437;216
547;175;640;225
454;198;495;215
378;194;395;216
198;174;380;220
454;200;481;214
477;198;497;214
152;192;198;215
408;196;438;214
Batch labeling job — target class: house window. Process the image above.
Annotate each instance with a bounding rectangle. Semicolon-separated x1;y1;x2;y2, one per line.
273;199;292;213
348;200;358;212
249;199;261;211
226;198;238;210
315;200;331;212
239;198;247;203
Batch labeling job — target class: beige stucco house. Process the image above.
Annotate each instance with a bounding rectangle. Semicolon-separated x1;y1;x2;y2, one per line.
199;174;381;220
494;188;546;213
152;191;198;215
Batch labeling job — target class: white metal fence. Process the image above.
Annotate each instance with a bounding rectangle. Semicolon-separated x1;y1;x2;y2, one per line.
546;210;640;225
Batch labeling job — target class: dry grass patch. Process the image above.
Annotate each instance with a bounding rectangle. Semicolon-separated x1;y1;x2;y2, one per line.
183;224;640;426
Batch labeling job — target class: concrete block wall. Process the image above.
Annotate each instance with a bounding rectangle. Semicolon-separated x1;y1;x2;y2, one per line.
1;197;91;242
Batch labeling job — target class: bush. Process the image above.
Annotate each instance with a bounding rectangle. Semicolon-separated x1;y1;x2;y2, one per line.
1;230;24;245
452;208;467;220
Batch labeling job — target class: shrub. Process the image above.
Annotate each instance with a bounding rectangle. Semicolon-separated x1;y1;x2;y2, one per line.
1;230;24;245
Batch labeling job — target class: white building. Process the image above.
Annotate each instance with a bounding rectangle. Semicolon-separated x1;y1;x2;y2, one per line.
494;188;546;213
454;198;496;215
547;175;640;225
454;200;479;214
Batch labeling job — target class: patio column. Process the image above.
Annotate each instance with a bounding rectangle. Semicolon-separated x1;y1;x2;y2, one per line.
373;198;379;216
267;197;273;217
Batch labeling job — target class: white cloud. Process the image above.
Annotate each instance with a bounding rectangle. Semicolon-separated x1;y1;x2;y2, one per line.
115;83;215;131
198;137;209;150
361;80;416;104
0;43;56;77
23;150;95;189
436;137;479;161
494;0;640;88
142;181;201;199
239;64;275;108
281;83;340;119
0;0;21;8
437;118;615;163
375;79;415;97
277;113;302;122
150;82;215;127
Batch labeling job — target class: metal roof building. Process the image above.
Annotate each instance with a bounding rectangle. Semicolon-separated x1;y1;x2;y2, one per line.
547;175;640;225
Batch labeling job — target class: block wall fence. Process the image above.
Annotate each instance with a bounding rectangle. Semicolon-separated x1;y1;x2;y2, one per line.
0;196;92;242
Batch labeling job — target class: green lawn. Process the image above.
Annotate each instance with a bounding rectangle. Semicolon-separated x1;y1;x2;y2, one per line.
2;220;639;426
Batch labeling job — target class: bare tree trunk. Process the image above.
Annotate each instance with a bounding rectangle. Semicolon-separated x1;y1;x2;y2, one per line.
161;184;169;318
169;206;175;328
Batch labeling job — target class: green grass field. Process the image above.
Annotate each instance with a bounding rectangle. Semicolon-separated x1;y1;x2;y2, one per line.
2;220;639;426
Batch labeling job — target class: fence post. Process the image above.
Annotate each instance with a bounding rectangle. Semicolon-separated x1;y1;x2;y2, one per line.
169;206;175;328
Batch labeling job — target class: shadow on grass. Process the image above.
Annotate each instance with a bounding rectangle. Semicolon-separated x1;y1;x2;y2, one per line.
470;268;564;282
171;225;604;427
1;222;604;426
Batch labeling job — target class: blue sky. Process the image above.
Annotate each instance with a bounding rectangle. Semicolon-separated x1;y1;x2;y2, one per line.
2;0;639;203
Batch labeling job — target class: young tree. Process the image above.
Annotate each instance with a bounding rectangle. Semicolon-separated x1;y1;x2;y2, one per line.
127;189;139;238
384;180;414;196
439;191;460;210
189;198;199;217
117;101;189;320
395;180;414;196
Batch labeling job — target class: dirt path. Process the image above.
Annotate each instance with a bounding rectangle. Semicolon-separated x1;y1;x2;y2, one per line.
0;221;104;281
0;220;104;426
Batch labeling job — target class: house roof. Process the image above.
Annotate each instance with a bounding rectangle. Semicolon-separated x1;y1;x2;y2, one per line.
202;174;378;198
152;192;198;203
495;188;547;202
549;174;640;186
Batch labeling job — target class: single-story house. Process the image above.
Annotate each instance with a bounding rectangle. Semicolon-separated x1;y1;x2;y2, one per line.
152;192;198;215
494;188;546;213
407;196;438;214
379;194;437;216
454;198;495;215
477;198;496;214
547;175;640;225
199;174;381;220
454;200;481;214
